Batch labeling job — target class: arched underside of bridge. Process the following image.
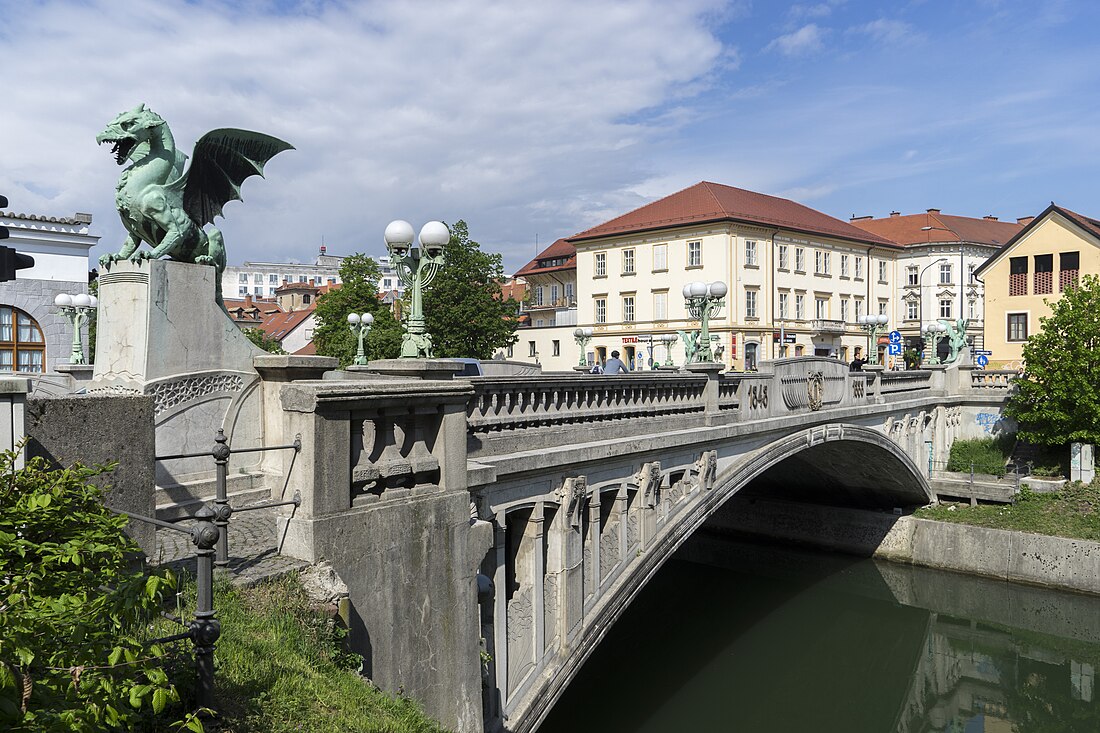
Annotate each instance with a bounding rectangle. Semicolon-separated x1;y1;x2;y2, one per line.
504;423;933;733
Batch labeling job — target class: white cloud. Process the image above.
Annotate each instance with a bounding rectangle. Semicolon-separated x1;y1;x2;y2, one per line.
788;2;844;22
849;18;917;46
0;0;729;272
765;24;827;56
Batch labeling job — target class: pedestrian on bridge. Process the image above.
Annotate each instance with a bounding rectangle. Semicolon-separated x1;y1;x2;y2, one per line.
603;350;628;375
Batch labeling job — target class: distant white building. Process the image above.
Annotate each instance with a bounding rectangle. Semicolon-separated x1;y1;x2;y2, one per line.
1;208;98;375
221;246;403;300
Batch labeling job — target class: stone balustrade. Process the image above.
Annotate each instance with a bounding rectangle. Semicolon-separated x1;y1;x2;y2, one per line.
879;370;934;394
971;369;1017;390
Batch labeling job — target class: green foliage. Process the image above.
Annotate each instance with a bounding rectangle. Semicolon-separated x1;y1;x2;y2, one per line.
915;478;1100;541
0;451;184;731
946;435;1015;477
313;254;402;367
242;328;286;355
423;220;519;359
1005;274;1100;445
166;574;446;733
903;348;920;369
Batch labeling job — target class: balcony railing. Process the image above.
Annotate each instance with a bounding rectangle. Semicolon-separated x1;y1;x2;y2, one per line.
810;319;846;334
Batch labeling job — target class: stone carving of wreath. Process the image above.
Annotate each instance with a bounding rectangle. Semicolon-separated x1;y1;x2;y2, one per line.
807;371;825;411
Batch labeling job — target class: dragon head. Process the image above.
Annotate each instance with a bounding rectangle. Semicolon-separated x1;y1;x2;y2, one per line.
96;104;166;165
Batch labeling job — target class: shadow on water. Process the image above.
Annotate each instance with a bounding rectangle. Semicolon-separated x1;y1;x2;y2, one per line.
538;531;1100;733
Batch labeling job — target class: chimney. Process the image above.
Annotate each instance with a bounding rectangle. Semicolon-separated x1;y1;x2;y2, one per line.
926;208;940;214
244;293;253;307
983;215;998;221
849;214;873;221
890;211;901;217
1016;216;1035;226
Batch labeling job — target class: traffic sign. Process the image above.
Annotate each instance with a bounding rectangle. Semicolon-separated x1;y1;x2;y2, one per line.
888;330;902;344
974;349;993;356
887;343;902;356
976;354;989;367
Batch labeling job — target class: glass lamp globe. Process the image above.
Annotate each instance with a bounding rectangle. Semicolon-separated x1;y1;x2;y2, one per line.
708;281;728;299
347;313;361;325
361;312;374;325
688;281;708;298
419;221;450;254
574;328;584;338
384;220;415;251
72;293;92;307
88;295;99;308
583;327;593;337
54;293;73;307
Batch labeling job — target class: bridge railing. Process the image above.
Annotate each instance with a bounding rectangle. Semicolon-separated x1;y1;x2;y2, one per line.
878;370;934;395
467;373;709;438
970;369;1017;390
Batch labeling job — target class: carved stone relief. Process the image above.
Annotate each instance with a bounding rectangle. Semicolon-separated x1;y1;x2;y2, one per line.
558;476;588;529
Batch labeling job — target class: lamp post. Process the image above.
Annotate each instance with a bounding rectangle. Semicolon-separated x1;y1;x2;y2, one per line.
657;333;677;368
384;219;449;358
682;281;727;363
923;321;948;365
347;311;374;366
917;257;948;354
573;326;593;367
921;225;965;328
54;292;97;364
857;313;889;365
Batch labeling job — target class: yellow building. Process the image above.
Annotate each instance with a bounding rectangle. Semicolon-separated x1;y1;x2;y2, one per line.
974;204;1099;367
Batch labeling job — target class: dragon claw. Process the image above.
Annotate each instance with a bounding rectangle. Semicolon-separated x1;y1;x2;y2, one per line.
194;255;214;265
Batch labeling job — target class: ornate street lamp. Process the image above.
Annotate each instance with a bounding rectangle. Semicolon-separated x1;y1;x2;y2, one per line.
857;313;889;365
681;281;727;363
54;292;97;364
347;311;374;366
656;333;677;368
384;219;449;358
923;321;948;365
573;326;594;367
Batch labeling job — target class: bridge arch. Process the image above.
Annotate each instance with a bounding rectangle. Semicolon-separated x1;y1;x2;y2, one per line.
505;422;932;732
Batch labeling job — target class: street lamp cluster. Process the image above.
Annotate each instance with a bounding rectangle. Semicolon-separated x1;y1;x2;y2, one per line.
856;313;888;365
383;219;449;359
347;311;374;366
681;280;727;363
54;292;98;364
923;321;948;365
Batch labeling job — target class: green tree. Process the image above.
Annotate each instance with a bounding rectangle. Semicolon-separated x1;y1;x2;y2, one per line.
1005;274;1100;445
0;453;189;731
422;220;519;359
313;253;402;366
242;327;286;354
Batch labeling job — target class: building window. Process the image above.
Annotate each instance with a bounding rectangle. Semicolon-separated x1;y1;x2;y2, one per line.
595;298;606;323
1009;256;1028;296
968;263;976;284
507;344;514;358
854;257;864;279
855;299;864;320
795;248;805;272
622;249;636;275
238;273;248;283
623;295;635;322
0;306;45;373
254;273;263;284
906;300;918;320
254;287;263;296
878;300;888;316
595;252;607;277
302;294;311;304
841;255;849;277
1034;254;1053;295
1060;251;1080;291
746;290;758;319
529;341;537;357
840;298;849;322
907;266;918;286
815;297;827;319
779;292;789;319
565;283;575;302
383;278;393;288
299;275;308;283
778;244;789;270
939;299;952;319
878;261;888;282
687;241;702;267
653;244;667;271
1007;313;1028;342
795;294;805;320
268;274;278;284
550;284;560;304
939;262;952;285
654;292;667;320
815;251;830;275
552;340;560;357
968;299;976;320
284;274;293;284
746;240;758;266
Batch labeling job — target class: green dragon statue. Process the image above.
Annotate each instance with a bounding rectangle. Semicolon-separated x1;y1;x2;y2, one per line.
96;104;293;306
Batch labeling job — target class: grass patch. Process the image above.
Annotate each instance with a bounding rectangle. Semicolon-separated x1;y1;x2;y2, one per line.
915;481;1100;541
161;574;448;733
946;435;1014;477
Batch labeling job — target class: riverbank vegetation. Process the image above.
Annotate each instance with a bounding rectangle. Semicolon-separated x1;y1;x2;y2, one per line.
916;480;1100;541
162;573;448;733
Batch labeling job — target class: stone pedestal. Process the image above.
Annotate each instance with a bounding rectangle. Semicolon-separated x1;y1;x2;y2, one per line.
367;358;467;380
91;259;265;483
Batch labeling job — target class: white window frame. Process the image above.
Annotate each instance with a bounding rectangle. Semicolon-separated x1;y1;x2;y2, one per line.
939;262;952;284
939;299;953;319
745;290;758;319
653;244;667;271
687;241;702;267
622;249;636;275
595;252;607;277
878;260;887;282
779;292;789;319
795;294;805;320
595;298;607;323
795;248;805;272
778;244;789;270
906;300;918;320
745;240;758;266
623;295;635;322
854;257;864;279
841;255;849;277
815;297;827;320
654;291;667;320
907;266;918;286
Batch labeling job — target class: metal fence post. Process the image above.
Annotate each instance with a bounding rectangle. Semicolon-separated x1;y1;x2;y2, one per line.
190;504;221;713
212;430;231;568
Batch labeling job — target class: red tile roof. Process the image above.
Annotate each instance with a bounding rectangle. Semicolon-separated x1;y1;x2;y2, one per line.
514;238;577;278
849;210;1022;247
256;307;314;341
975;203;1100;276
567;181;897;247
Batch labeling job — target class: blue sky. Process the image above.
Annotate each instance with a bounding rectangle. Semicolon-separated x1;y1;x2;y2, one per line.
2;0;1098;274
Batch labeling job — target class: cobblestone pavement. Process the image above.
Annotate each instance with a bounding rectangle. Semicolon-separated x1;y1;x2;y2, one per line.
153;502;309;586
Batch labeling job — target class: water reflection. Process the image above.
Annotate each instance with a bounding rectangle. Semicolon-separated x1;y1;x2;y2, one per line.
537;533;1100;733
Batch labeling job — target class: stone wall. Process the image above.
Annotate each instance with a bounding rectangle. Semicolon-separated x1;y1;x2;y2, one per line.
24;394;156;557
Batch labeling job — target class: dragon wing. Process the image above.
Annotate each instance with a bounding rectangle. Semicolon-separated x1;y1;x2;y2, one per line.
180;129;294;226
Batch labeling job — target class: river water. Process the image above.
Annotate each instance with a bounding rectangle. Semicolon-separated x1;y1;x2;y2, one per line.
538;532;1100;733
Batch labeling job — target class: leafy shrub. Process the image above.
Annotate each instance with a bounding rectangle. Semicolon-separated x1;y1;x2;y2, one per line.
947;435;1015;477
0;450;191;731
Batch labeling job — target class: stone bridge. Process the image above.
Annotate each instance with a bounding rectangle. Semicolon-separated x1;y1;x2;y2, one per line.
267;357;1014;733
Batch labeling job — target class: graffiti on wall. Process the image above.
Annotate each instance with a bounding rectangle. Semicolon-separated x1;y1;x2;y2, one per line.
975;413;1000;434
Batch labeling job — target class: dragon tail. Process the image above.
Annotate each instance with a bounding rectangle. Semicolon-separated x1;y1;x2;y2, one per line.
208;227;228;311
